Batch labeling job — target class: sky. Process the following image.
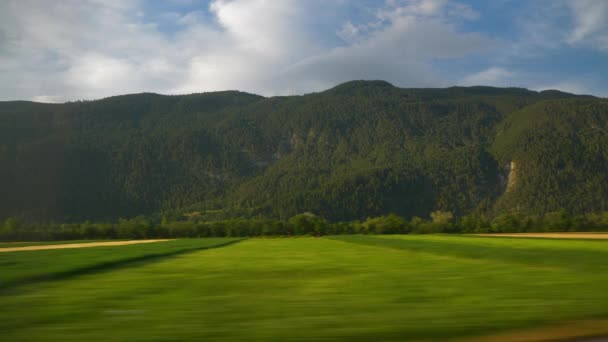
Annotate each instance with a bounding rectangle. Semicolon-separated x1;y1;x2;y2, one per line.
1;0;607;102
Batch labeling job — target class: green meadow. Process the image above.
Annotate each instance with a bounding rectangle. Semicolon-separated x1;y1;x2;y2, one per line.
1;235;608;341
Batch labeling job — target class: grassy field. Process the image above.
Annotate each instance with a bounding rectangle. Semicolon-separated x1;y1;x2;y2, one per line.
0;238;240;289
1;235;608;341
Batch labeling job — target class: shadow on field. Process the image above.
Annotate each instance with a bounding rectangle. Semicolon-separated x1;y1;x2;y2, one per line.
0;239;244;293
327;235;608;271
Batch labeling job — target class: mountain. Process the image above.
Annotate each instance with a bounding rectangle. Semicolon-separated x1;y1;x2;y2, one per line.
0;81;606;222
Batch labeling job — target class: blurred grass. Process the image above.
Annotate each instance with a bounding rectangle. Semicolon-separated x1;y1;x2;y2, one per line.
0;238;241;290
331;234;608;271
1;235;608;341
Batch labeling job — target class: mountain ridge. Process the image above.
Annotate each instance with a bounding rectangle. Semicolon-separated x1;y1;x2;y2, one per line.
3;80;600;106
0;81;606;222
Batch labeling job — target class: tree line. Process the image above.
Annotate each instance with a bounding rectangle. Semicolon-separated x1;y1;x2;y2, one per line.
2;210;608;242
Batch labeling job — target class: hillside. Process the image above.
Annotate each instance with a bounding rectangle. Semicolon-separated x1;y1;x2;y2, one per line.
0;81;606;222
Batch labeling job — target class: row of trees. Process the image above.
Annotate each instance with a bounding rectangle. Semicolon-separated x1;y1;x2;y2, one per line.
2;210;608;242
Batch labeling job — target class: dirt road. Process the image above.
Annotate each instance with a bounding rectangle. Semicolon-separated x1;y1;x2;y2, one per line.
460;319;608;342
473;233;608;239
0;239;173;252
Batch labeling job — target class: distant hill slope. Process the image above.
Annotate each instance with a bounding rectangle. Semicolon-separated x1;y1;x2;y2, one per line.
0;81;606;222
492;98;608;214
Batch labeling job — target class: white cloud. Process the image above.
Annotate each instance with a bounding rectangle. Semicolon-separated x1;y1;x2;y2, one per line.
0;0;491;101
460;67;608;97
507;0;608;54
30;95;64;103
337;21;360;44
172;0;320;95
0;0;173;101
288;14;490;92
461;67;515;87
566;0;608;49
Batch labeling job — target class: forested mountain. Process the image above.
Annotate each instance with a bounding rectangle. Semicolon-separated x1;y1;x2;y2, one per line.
0;81;606;223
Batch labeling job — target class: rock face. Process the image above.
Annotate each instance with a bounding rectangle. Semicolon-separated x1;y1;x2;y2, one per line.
506;161;517;192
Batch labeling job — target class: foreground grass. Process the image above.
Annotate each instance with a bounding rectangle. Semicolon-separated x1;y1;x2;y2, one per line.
0;238;240;289
1;235;608;341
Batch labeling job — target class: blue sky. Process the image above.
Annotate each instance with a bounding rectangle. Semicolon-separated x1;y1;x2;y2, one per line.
0;0;607;102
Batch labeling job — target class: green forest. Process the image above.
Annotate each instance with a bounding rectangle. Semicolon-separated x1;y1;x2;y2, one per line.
1;81;607;238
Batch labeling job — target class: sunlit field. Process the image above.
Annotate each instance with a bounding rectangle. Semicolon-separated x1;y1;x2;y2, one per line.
2;235;608;341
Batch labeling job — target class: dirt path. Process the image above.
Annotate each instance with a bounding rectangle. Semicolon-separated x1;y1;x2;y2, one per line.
458;319;608;342
473;233;608;239
0;239;173;252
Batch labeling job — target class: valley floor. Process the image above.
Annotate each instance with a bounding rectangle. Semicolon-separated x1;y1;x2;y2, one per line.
1;235;608;341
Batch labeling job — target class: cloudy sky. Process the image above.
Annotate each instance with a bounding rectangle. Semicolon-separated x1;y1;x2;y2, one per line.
1;0;607;102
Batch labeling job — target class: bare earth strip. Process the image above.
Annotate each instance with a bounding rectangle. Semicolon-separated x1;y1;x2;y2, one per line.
472;233;608;239
459;319;608;342
0;239;173;252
